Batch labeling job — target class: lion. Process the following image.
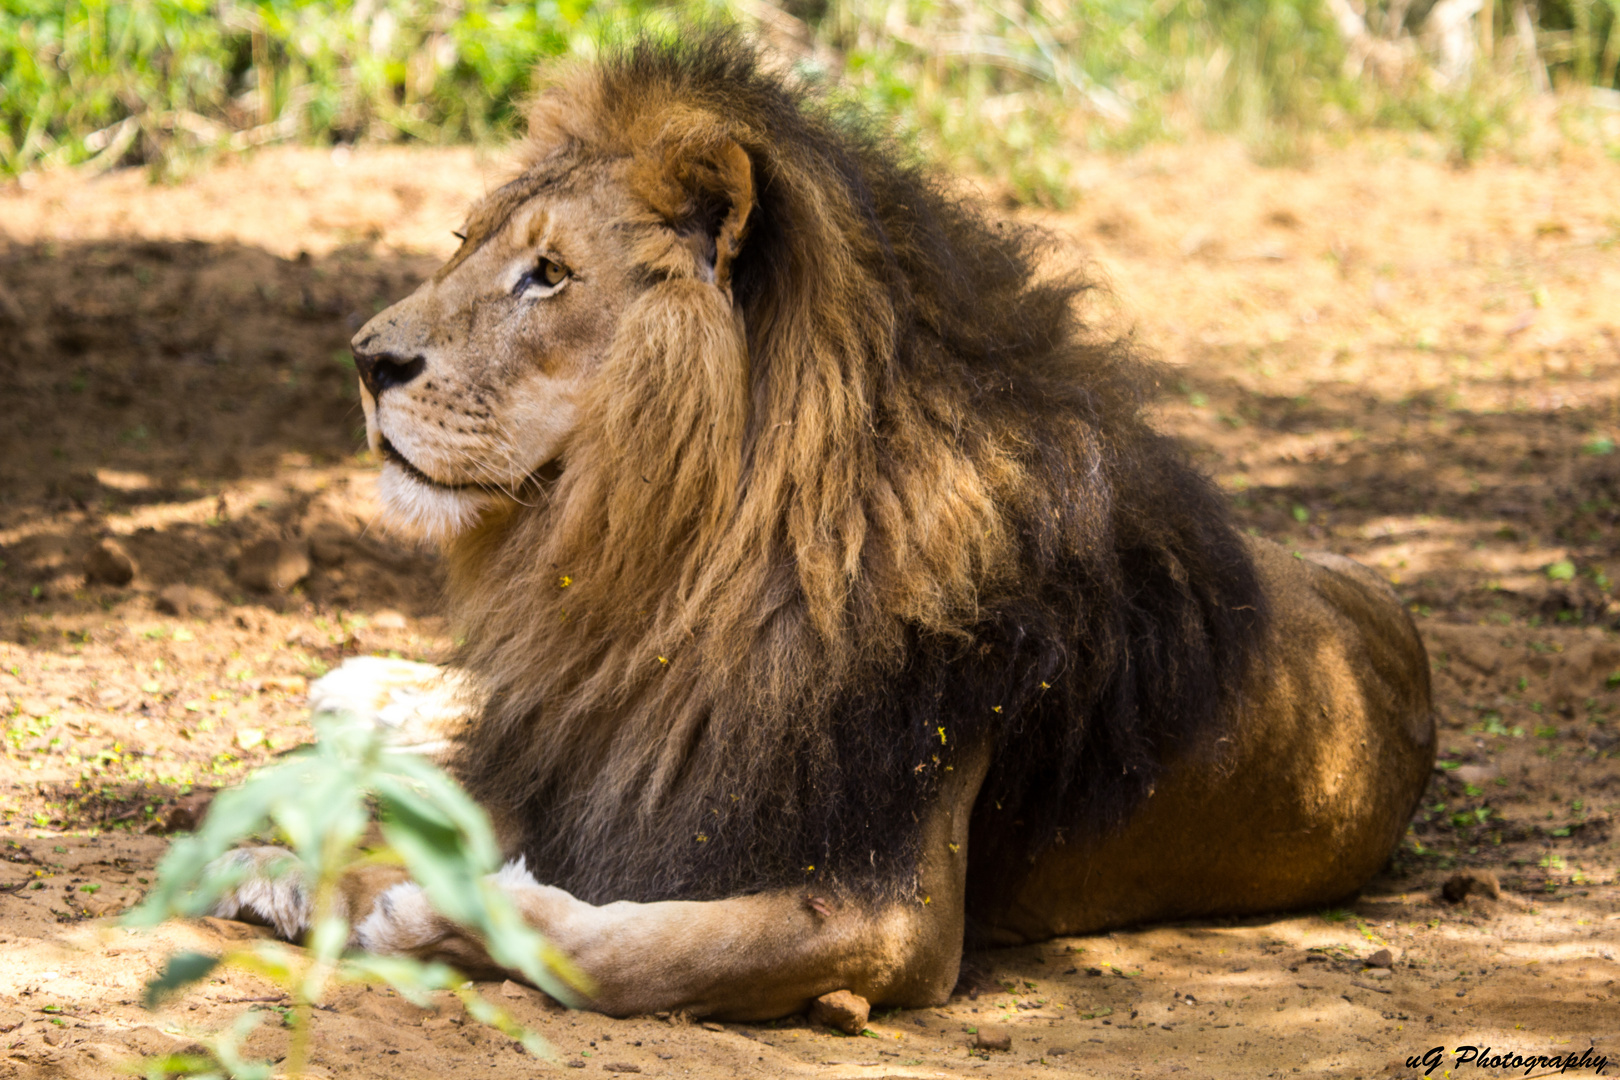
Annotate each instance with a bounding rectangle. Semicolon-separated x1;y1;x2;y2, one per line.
211;32;1435;1020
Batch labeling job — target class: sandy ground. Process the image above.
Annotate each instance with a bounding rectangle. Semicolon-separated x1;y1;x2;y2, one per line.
1;136;1619;1079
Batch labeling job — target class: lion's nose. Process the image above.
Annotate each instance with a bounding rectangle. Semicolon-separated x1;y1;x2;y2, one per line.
352;348;426;396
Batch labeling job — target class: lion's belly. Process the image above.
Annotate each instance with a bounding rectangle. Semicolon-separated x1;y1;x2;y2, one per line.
966;538;1435;943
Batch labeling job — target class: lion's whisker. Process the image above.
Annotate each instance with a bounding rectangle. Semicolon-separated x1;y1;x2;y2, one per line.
482;419;543;507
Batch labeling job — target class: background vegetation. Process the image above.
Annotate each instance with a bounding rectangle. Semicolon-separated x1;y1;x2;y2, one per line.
3;0;1619;200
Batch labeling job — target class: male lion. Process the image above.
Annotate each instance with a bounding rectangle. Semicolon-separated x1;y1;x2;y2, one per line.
214;34;1434;1020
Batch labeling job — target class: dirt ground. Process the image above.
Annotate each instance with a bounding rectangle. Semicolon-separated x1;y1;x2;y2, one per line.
1;133;1619;1079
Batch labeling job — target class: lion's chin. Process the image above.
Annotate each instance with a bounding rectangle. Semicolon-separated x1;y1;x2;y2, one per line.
375;462;496;544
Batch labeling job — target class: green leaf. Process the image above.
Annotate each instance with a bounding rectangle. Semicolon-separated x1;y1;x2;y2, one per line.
1546;560;1576;582
308;912;350;963
137;1052;219;1079
374;777;488;926
123;766;285;926
143;951;219;1010
459;987;549;1057
229;940;302;988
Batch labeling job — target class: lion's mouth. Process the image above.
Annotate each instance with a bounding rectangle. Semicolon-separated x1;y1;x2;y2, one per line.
379;435;564;495
379;437;487;492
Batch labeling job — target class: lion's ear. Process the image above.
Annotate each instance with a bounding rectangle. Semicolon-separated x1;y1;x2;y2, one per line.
636;137;754;292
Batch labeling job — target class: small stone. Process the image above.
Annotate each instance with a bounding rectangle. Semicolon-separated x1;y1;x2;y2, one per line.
1364;948;1393;969
235;539;311;592
371;609;408;630
973;1026;1012;1052
499;980;531;1001
1441;869;1501;903
42;1026;69;1047
0;1009;25;1034
603;1066;642;1075
84;538;137;585
564;1060;586;1069
155;584;224;618
809;989;870;1036
1366;967;1393;980
700;1021;725;1033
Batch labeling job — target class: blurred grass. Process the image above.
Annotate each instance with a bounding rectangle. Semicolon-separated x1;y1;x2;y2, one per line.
0;0;658;176
830;0;1620;201
3;0;1619;200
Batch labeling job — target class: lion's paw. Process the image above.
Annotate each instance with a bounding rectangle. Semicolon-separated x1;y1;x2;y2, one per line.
307;656;466;756
353;858;552;957
206;847;314;939
353;880;443;954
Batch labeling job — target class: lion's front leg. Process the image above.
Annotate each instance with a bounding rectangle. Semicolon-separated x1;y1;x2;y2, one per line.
206;845;966;1017
307;656;482;759
352;743;992;1019
355;865;945;1017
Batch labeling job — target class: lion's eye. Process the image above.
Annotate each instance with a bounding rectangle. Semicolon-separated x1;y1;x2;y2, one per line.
515;257;570;298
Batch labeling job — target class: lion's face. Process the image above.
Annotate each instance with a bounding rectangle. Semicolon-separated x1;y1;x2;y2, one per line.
351;160;650;541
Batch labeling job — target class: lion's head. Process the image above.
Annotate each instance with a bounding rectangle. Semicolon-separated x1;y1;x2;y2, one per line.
353;107;754;543
350;33;1266;906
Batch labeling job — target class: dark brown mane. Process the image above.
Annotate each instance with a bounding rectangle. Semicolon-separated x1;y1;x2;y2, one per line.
445;29;1267;906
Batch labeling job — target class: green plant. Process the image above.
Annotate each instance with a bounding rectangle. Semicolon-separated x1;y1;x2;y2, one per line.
124;714;582;1078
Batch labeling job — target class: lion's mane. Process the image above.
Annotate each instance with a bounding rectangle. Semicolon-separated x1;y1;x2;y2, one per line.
446;32;1267;906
